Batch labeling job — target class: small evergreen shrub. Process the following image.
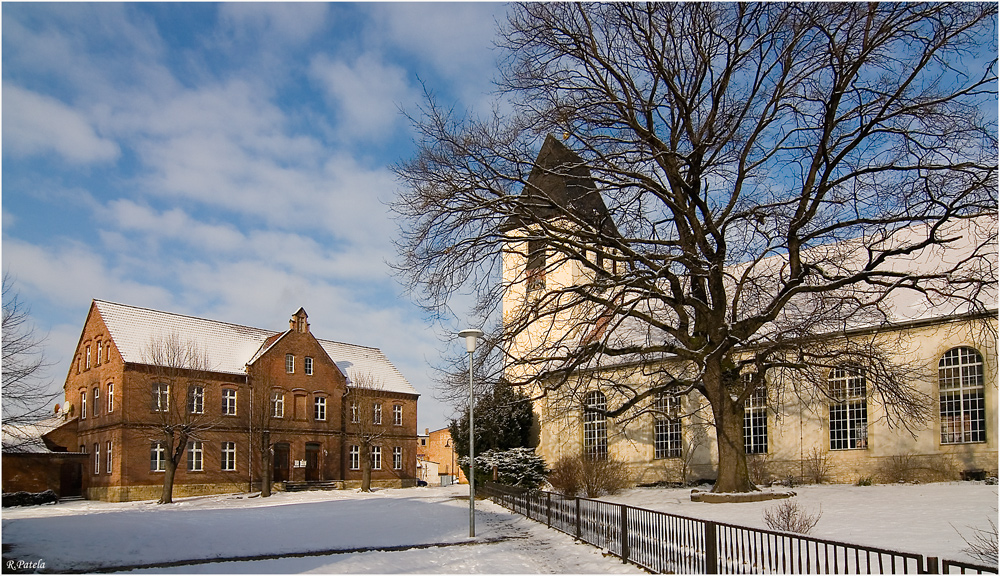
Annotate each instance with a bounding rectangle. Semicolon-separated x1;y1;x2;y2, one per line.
460;447;548;489
2;490;58;507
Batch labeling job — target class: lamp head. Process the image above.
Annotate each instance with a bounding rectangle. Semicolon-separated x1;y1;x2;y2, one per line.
457;328;484;353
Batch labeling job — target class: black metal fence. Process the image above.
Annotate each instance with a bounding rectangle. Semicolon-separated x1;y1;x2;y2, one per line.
481;482;997;574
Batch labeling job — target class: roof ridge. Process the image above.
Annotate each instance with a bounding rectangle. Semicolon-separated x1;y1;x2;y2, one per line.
94;299;277;335
316;337;382;352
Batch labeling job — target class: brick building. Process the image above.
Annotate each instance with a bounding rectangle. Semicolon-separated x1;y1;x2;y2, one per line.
416;426;466;485
50;301;419;501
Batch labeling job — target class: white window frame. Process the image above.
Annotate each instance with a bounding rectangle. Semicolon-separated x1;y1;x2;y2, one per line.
583;391;608;460
393;446;402;470
744;376;768;455
373;403;382;425
393;404;403;426
94;443;100;474
189;385;204;414
653;394;682;459
222;388;238;416
940;346;986;444
272;392;285;418
221;441;237;471
152;383;170;412
81;391;87;420
829;366;868;450
349;445;360;470
86;345;91;369
372;446;382;470
351;402;359;423
305;357;313;376
93;387;100;417
96;341;102;366
314;396;327;421
151;442;165;472
286;354;295;374
188;441;203;471
106;441;113;474
107;382;114;413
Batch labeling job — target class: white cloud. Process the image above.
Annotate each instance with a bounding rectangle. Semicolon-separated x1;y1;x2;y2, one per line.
218;3;329;46
309;53;417;140
2;84;120;164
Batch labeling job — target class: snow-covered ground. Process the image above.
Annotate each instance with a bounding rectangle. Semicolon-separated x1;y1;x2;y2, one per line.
1;485;642;574
602;481;997;565
1;481;995;573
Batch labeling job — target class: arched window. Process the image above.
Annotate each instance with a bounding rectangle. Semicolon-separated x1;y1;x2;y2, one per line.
829;366;867;450
653;393;681;459
583;391;608;460
939;347;986;444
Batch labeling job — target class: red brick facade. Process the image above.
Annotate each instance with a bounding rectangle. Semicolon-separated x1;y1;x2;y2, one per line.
57;303;419;501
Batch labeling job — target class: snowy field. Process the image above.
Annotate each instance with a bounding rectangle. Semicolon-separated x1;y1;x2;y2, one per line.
602;481;997;565
1;482;995;573
1;485;642;574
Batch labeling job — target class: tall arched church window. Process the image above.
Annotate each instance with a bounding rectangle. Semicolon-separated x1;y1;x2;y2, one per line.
939;347;986;444
583;391;608;460
829;366;868;450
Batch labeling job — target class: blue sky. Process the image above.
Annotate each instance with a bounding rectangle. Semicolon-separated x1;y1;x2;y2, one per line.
2;2;509;433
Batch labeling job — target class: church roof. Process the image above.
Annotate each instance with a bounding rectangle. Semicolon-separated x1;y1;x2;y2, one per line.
501;134;617;235
91;301;418;395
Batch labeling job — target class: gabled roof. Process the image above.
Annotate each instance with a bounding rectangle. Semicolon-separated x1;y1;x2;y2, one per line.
501;134;617;235
91;301;418;395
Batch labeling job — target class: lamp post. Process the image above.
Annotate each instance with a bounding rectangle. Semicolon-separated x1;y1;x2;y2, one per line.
458;328;483;537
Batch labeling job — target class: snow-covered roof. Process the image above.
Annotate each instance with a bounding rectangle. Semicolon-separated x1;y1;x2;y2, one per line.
92;301;417;396
321;340;419;396
570;215;997;371
2;415;68;453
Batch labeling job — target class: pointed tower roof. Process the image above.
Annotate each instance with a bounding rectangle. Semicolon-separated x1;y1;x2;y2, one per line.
501;134;616;235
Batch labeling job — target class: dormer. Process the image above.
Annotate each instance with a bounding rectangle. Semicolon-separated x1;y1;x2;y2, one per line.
290;308;310;334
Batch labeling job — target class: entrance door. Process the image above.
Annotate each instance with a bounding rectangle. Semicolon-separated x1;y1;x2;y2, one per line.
59;461;82;497
305;443;320;481
273;443;290;482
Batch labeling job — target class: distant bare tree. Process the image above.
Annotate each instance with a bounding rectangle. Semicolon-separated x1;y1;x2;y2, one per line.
344;372;390;492
2;273;58;451
394;3;998;493
142;334;218;504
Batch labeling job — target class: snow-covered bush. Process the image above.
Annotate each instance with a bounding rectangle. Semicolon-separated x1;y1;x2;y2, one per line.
460;447;548;489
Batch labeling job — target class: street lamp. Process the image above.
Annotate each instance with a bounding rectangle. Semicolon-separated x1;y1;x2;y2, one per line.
458;328;483;537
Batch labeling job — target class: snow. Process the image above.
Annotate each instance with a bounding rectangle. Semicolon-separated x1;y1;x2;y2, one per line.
1;485;642;574
602;481;997;564
1;482;995;573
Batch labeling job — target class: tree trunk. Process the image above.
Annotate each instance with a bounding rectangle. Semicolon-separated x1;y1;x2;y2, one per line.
704;359;755;493
361;442;372;492
711;398;754;493
261;430;272;498
160;459;177;504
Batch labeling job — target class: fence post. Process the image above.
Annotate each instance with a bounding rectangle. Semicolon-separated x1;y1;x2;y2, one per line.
704;521;718;574
925;556;939;574
619;504;630;564
575;497;582;540
546;492;552;527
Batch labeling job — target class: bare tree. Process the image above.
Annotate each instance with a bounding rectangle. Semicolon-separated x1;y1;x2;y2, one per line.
247;368;280;497
394;4;998;492
2;273;58;450
142;334;218;504
343;372;390;492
